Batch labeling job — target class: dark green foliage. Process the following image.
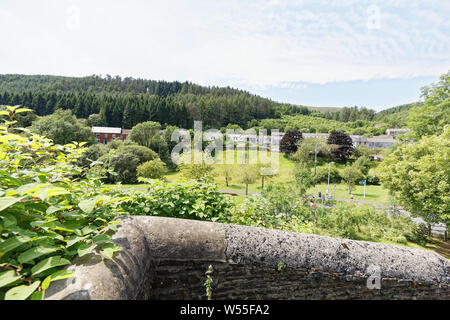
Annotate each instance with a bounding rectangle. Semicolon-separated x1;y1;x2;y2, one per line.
317;106;376;122
366;174;380;185
327;131;354;161
100;145;158;184
30;109;95;145
280;129;303;154
77;144;108;168
121;179;233;222
373;103;418;128
258;114;387;136
87;113;106;127
0;74;312;129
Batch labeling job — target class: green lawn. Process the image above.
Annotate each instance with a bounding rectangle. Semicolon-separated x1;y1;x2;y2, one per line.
161;155;391;204
308;183;391;204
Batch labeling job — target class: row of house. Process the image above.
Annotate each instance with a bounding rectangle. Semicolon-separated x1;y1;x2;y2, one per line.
206;130;408;149
92;126;408;150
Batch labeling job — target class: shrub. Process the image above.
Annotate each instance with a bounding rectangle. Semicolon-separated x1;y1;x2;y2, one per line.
224;194;311;232
177;152;215;182
77;143;108;168
122;179;233;221
366;174;380;185
137;159;168;179
100;145;158;184
315;166;341;183
0;106;126;300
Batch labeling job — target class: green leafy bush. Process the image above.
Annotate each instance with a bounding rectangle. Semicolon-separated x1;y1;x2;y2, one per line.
315;166;341;183
224;186;425;246
312;204;424;244
99;145;159;184
122;179;233;221
0;106;127;300
366;174;380;185
137;159;168;179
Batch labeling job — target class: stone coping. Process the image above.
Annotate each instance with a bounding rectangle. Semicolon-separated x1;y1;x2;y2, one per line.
45;216;449;300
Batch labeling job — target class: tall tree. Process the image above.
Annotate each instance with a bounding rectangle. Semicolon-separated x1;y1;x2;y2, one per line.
280;129;303;154
238;164;259;196
129;121;162;149
30;109;94;145
378;127;449;227
327;131;354;161
407;71;450;140
341;163;363;194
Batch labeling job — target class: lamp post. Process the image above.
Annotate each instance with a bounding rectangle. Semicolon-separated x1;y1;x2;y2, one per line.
327;161;334;198
314;143;318;180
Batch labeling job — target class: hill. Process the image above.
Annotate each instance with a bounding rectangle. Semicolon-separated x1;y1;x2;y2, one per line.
0;74;312;129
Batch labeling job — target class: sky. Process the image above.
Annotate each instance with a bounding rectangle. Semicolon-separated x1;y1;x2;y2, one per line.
0;0;449;111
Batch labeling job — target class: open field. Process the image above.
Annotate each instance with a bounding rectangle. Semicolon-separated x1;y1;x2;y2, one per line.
162;155;391;204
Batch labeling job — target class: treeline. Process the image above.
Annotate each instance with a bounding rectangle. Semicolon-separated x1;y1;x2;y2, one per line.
0;74;311;129
315;106;376;122
256;115;386;136
373;103;419;128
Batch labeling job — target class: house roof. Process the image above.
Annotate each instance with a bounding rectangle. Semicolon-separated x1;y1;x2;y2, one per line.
92;127;122;134
367;135;395;143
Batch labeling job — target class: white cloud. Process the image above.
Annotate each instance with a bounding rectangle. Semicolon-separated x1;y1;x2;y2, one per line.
0;0;448;90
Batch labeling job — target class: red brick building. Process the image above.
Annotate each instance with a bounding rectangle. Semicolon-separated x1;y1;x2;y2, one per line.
92;127;131;144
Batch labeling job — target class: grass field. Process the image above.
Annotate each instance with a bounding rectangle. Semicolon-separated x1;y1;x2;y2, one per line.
162;154;391;204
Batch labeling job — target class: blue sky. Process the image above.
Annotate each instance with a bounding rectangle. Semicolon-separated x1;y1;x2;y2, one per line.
0;0;449;111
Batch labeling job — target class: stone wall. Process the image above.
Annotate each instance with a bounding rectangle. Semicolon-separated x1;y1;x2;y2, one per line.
46;216;449;300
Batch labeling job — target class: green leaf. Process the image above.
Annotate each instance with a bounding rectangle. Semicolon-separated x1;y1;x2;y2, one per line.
81;225;98;235
0;197;21;212
30;290;45;300
92;234;111;244
16;183;47;196
14;108;34;114
0;270;21;288
77;243;95;257
5;281;40;300
18;245;60;264
31;256;70;276
0;213;17;227
40;187;70;200
46;205;72;215
0;236;32;258
78;199;96;214
41;276;51;290
66;235;86;247
101;243;121;260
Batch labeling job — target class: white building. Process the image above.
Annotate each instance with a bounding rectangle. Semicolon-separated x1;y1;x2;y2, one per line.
386;128;410;137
